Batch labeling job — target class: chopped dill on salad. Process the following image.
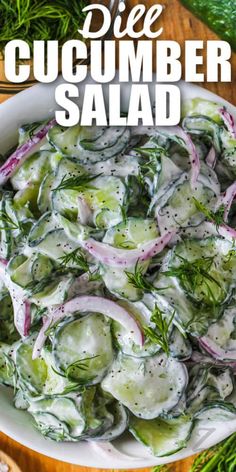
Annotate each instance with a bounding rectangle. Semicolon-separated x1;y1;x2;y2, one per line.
0;98;236;457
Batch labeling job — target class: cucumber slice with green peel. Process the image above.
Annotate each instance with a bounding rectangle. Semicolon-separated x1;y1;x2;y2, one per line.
52;175;127;230
165;237;234;306
183;99;223;124
0;295;19;344
14;183;39;212
8;254;54;289
10;151;53;191
82;387;114;438
0;343;16;386
28;212;62;247
155;178;218;233
53;156;86;187
56;214;90;243
101;264;146;302
187;365;234;415
0;193;20;259
37;173;54;213
28;396;86;438
129;415;193;457
102;353;188;419
48;125;130;164
112;299;162;357
201;306;236;361
195;403;236;421
30;275;74;307
182;116;222;153
16;340;48;395
169;328;192;361
89;402;128;441
53;314;113;386
103;218;159;249
81;127;126;151
31;228;79;261
31;412;73;441
16;340;80;396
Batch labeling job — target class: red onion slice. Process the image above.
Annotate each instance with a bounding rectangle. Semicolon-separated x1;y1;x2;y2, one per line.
0;119;56;185
206;146;216;169
78;197;92;225
219;107;236;139
176;127;200;188
81;231;174;268
33;295;144;359
218;181;236;222
199;336;236;361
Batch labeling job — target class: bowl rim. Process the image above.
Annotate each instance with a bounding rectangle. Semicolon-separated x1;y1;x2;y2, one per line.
0;77;235;468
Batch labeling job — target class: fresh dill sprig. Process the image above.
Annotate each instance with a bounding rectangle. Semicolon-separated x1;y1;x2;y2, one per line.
152;466;171;472
125;261;168;293
192;197;225;229
190;432;236;472
3;353;17;393
144;305;174;355
0;210;21;231
54;174;100;192
59;248;89;272
0;0;87;54
163;254;221;304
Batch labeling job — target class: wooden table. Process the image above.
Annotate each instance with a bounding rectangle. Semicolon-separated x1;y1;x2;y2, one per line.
0;1;235;471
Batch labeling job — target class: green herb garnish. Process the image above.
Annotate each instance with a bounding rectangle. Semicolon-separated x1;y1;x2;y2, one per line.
144;305;174;355
193;197;225;229
54;174;100;192
190;432;236;471
152;466;171;472
59;248;89;272
125;261;168;293
163;254;221;305
0;210;21;231
0;0;87;54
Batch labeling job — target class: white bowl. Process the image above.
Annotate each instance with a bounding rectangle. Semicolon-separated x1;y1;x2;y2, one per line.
0;77;235;468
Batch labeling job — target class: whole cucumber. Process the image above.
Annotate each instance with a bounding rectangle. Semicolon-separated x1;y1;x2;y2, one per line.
180;0;236;51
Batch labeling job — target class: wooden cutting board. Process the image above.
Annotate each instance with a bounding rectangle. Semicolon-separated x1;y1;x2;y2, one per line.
0;1;235;471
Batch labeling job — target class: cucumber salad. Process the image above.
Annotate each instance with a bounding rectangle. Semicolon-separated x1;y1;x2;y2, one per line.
1;98;236;458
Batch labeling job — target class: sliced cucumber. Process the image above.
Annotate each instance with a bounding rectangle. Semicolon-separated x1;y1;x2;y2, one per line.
28;396;86;439
53;175;127;230
30;412;73;441
30;275;74;307
155;177;218;233
82;387;114;438
16;340;48;395
182;116;222;153
28;212;62;247
81;127;126;151
48;125;130;164
89;402;128;441
11;151;53;191
169;328;192;361
0;294;19;344
37;173;54;213
102;353;187;419
0;343;16;386
31;228;79;260
53;314;113;386
112;299;162;357
129;415;193;457
101;264;145;302
195;402;236;421
103;217;159;249
187;365;234;415
202;306;236;361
